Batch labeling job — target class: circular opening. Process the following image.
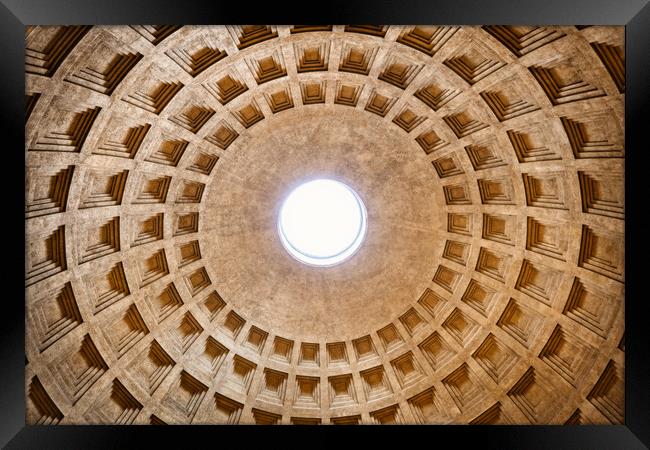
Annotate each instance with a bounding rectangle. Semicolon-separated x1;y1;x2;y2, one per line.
278;179;367;267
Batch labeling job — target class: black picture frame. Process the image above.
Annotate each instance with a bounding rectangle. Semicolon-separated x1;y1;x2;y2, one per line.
2;1;649;448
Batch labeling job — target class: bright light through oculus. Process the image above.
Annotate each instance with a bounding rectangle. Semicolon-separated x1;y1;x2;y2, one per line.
278;179;367;267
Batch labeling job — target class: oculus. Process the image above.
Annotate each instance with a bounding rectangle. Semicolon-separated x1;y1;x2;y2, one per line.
278;179;367;267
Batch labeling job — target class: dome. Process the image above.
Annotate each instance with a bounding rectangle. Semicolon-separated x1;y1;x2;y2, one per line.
25;25;625;425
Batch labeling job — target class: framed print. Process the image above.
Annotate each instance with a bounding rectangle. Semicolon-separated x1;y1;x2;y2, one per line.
2;0;649;448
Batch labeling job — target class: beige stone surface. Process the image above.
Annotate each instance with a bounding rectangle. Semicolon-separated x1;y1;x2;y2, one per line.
202;105;442;340
25;25;625;425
